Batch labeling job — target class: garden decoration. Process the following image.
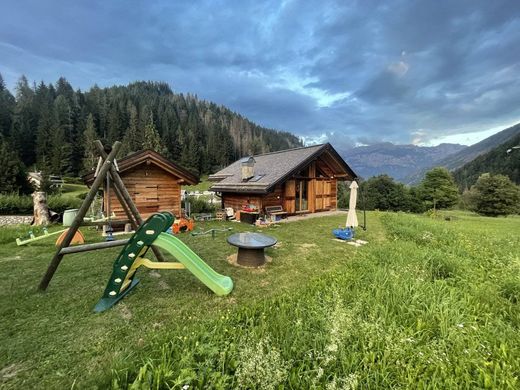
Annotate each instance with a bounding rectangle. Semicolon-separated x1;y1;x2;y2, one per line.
95;211;233;312
191;227;232;239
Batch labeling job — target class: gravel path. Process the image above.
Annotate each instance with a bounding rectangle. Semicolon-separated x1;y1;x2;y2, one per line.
0;215;33;226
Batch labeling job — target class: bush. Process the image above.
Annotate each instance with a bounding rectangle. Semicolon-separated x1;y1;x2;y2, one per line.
183;197;217;214
0;194;33;214
0;193;83;215
48;195;82;213
360;175;421;212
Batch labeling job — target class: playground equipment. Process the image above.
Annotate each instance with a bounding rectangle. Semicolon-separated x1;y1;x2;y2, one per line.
37;141;232;313
55;229;85;246
95;212;233;312
333;227;354;240
16;227;85;247
38;140;168;293
172;217;195;234
191;227;232;238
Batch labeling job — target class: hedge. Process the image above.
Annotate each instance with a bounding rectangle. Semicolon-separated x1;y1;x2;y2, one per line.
0;194;83;215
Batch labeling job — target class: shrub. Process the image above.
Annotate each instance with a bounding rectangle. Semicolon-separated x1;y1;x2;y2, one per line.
48;195;82;213
0;193;83;215
0;194;33;214
182;197;217;214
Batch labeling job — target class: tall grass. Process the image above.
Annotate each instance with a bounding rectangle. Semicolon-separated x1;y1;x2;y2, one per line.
108;213;520;388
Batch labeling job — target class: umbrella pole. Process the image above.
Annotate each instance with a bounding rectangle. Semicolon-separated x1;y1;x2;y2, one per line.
360;180;367;231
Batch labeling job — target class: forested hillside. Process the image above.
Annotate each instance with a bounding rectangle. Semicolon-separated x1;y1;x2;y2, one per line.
0;74;302;185
453;132;520;189
404;123;520;184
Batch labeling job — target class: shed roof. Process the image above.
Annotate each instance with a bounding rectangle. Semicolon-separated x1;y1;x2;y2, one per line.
209;143;357;194
83;149;199;185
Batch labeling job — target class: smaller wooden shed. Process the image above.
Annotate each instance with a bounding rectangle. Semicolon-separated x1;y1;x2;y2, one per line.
84;150;198;219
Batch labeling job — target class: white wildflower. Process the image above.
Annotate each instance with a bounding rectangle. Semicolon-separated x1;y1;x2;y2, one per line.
235;335;289;390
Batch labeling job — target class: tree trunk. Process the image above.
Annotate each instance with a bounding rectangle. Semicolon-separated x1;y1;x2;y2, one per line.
33;191;50;225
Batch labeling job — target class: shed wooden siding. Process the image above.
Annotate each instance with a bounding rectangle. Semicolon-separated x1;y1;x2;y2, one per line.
105;164;182;219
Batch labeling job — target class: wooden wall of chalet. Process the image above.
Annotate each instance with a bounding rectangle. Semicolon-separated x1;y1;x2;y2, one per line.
221;160;339;215
105;164;182;219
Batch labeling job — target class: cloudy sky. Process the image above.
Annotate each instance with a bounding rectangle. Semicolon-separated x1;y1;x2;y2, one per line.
1;0;519;147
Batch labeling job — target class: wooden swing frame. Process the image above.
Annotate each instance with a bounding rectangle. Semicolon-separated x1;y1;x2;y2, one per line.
38;140;167;291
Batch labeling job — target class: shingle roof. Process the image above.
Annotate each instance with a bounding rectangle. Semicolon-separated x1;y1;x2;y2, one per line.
83;149;199;185
209;143;356;194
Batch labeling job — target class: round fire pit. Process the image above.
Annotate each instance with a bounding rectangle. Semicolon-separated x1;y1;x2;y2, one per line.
227;232;277;267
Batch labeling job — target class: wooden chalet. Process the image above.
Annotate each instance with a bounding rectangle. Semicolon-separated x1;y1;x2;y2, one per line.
209;143;357;215
84;150;198;219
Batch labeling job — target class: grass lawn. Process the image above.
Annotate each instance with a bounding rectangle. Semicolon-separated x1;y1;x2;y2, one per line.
1;211;519;388
184;176;213;192
60;183;89;199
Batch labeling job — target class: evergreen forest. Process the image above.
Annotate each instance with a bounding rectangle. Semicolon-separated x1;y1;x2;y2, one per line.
0;74;302;190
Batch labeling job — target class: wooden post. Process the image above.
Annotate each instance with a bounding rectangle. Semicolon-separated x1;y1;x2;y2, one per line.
38;142;122;291
308;162;316;213
32;191;50;225
59;239;128;255
94;141;167;263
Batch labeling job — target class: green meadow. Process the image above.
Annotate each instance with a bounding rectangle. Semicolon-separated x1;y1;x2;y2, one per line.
1;211;519;389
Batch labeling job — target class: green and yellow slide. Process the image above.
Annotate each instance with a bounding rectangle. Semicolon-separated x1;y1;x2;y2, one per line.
94;212;233;312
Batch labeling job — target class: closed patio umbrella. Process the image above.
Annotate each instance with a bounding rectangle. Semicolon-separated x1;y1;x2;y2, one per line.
346;181;359;228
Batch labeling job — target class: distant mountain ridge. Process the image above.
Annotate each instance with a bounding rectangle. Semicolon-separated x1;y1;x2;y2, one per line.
342;142;467;181
453;130;520;188
404;123;520;184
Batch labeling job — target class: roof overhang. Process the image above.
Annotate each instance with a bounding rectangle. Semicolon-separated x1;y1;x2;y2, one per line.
83;149;199;186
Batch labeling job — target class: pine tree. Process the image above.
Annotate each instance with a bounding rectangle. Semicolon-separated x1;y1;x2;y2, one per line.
0;135;22;193
10;75;37;166
50;95;73;174
418;167;460;210
35;102;54;171
82;114;98;174
469;173;520;216
120;103;140;156
0;73;15;137
142;110;164;153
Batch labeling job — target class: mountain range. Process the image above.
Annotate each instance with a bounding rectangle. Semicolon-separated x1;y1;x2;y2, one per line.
341;123;520;185
341;143;467;182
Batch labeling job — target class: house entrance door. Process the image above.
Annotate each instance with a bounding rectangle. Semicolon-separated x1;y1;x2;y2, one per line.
295;179;308;212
